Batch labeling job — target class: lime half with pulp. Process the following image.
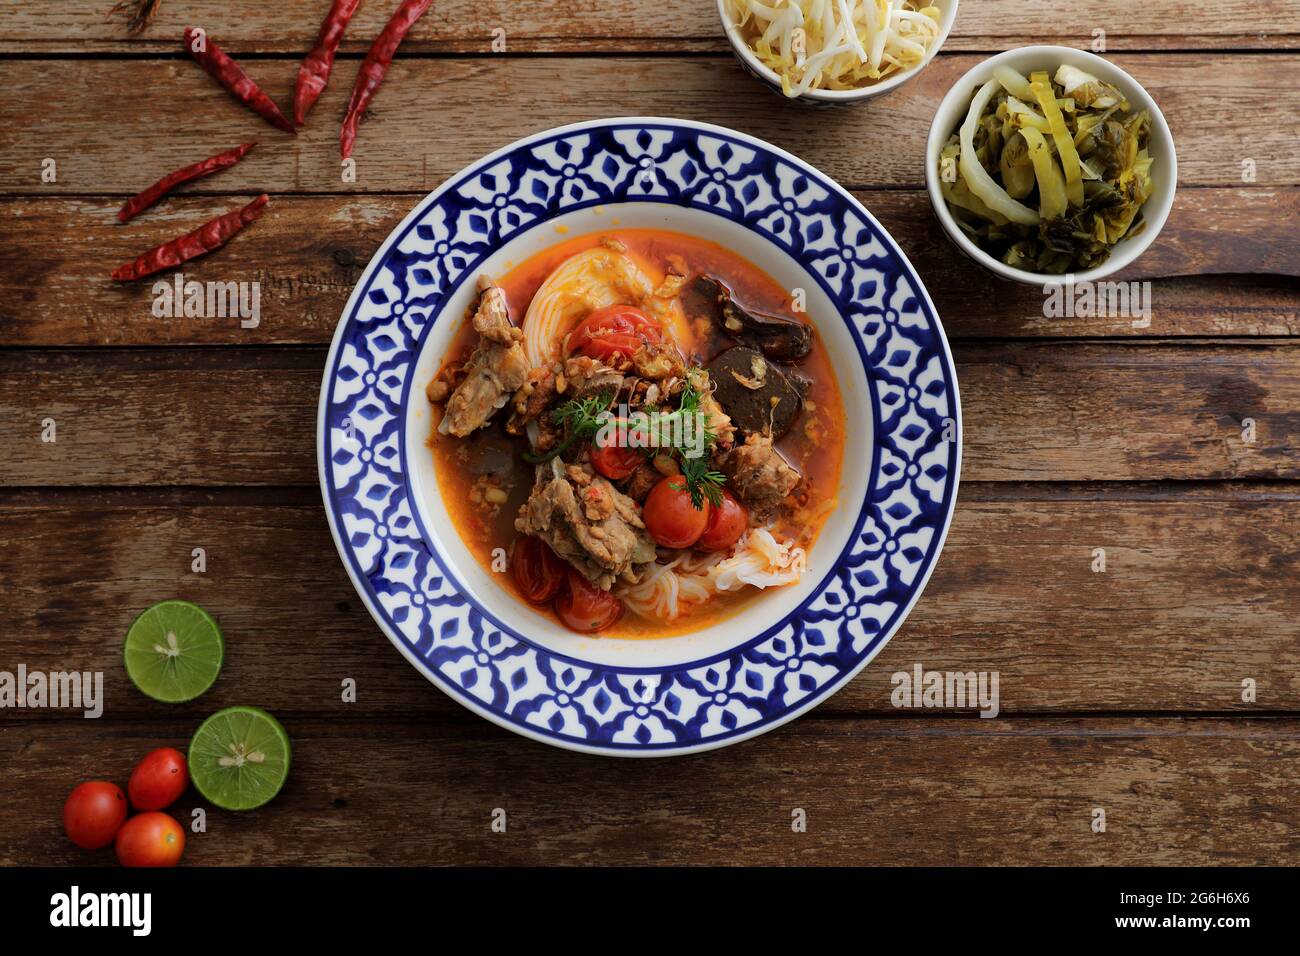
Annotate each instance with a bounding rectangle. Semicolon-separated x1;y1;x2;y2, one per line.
123;600;224;703
189;706;291;811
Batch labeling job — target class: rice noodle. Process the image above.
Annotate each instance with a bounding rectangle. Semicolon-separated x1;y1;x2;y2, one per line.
521;247;653;368
618;528;808;622
520;246;694;367
713;527;808;590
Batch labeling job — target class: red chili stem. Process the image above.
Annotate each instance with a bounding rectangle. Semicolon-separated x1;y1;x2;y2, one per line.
183;27;295;134
294;0;363;127
339;0;434;159
117;142;257;223
111;194;270;282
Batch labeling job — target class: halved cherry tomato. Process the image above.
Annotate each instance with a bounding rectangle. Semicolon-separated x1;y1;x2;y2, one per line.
697;488;749;552
569;305;660;362
128;747;189;812
115;811;185;868
643;476;711;549
512;536;567;604
590;433;643;480
554;569;624;633
63;781;128;850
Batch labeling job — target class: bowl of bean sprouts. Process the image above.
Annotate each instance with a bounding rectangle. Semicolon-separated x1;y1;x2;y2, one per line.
718;0;958;103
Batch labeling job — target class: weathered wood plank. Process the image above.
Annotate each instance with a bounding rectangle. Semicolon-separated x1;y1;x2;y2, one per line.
0;485;1295;719
0;349;322;487
1;191;1295;347
0;1;1294;53
960;342;1300;481
1;344;1294;486
0;54;1293;193
2;717;1296;865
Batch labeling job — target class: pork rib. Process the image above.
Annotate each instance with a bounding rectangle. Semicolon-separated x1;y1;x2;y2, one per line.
437;278;530;437
516;463;656;590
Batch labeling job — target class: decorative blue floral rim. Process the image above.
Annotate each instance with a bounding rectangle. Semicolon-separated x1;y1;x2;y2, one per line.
318;117;961;756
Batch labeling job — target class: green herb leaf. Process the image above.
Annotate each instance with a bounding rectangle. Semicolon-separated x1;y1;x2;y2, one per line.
676;456;726;510
673;372;727;509
521;391;611;464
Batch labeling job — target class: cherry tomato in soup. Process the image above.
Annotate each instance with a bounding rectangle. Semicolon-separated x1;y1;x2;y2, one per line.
570;305;660;362
697;488;749;552
128;747;189;811
115;811;185;867
643;476;711;549
63;781;128;849
590;434;643;480
554;569;623;633
512;536;566;604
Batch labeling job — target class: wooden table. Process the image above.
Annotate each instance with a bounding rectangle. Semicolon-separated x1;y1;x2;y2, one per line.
1;2;1297;866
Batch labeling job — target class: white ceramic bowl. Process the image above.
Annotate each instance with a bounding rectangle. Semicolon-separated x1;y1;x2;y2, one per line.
925;45;1177;286
717;0;959;104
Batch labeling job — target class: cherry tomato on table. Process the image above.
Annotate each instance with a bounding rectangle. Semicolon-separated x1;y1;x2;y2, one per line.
569;305;660;363
643;476;711;549
554;569;624;633
63;780;128;850
116;811;186;867
512;535;567;604
128;747;189;811
696;488;749;552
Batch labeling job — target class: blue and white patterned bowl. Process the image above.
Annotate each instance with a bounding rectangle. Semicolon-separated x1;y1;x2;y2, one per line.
317;117;961;756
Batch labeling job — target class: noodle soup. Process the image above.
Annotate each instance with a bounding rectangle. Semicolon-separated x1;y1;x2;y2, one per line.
426;228;845;639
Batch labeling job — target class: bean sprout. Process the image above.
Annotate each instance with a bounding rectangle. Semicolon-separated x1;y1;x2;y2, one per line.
725;0;943;97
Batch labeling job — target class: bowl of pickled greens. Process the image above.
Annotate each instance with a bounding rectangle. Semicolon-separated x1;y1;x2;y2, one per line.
926;46;1176;284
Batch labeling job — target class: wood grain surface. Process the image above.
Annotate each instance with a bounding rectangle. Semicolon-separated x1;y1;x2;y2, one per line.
3;717;1297;866
1;344;1295;485
2;55;1297;192
3;189;1297;347
0;485;1295;721
0;1;1296;867
0;0;1296;52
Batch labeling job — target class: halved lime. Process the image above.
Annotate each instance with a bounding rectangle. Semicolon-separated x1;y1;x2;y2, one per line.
188;706;291;811
123;600;224;703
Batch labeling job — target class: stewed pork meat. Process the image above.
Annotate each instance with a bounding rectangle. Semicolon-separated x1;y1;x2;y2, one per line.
437;278;530;437
516;462;656;590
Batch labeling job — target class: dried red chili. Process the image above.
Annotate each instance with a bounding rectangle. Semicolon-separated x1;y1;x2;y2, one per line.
339;0;434;159
111;194;270;282
294;0;363;127
184;27;295;134
117;142;256;223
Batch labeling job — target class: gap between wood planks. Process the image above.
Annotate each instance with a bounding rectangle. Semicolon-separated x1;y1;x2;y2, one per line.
4;339;1299;361
2;480;1300;507
1;0;1296;55
1;43;1298;59
4;712;1300;729
5;335;1297;349
5;180;1285;199
5;335;1299;352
